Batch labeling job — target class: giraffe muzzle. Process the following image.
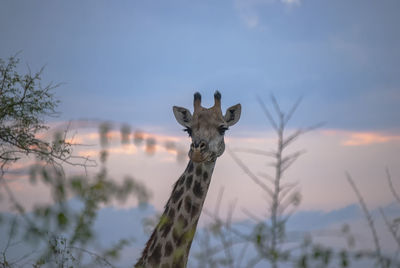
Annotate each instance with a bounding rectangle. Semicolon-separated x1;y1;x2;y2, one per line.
189;141;209;162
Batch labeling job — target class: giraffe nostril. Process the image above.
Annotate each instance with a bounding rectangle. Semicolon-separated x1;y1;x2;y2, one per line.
200;142;206;149
191;141;206;150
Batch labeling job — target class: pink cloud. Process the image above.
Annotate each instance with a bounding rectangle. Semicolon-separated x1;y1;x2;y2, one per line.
322;129;400;146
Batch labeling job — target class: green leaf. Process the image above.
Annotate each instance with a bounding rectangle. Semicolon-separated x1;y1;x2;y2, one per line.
57;212;68;227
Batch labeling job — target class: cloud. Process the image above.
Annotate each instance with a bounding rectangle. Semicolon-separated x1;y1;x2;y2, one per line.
233;0;263;28
4;123;399;222
342;132;397;146
322;129;400;146
281;0;301;6
234;0;301;28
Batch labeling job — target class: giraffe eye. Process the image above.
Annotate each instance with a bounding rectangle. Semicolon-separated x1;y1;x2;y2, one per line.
218;125;228;135
183;127;192;137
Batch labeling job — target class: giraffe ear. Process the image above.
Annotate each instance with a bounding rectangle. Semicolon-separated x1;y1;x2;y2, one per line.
173;106;192;127
224;104;241;126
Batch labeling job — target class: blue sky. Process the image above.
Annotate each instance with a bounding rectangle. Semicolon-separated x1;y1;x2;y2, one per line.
1;1;400;266
1;0;399;132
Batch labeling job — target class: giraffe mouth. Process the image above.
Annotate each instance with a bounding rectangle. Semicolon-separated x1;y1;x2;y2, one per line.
189;150;212;163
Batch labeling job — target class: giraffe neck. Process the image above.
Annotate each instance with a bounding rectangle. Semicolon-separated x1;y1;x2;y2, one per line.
135;160;216;268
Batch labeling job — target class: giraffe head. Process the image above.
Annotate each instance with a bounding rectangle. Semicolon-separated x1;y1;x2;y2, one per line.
173;91;241;163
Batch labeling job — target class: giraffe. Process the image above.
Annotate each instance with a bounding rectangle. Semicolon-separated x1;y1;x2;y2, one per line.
135;91;241;268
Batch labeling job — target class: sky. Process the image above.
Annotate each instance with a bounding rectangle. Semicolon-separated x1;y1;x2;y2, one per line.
1;0;399;131
1;0;400;266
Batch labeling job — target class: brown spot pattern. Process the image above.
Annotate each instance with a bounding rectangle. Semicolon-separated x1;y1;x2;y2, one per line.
178;174;185;186
185;175;193;190
184;196;192;214
160;221;172;238
167;208;175;220
203;171;208;181
187;161;194;173
177;199;182;210
195;165;202;176
164;240;173;257
148;244;161;265
190;203;199;219
149;233;158;252
193;180;203;198
172;187;184;203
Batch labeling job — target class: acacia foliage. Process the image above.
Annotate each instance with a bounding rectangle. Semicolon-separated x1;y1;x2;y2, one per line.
0;55;71;170
0;55;150;267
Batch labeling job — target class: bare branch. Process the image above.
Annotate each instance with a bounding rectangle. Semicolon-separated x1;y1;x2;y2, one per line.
270;94;284;124
226;198;238;228
280;150;306;173
218;199;238;268
241;208;264;222
68;246;116;268
282;129;303;149
228;148;274;198
236;242;250;268
257;172;275;184
278;182;299;204
284;96;303;125
379;208;400;249
386;168;400;204
282;122;324;149
278;191;301;216
346;173;384;267
231;147;276;158
214;187;225;218
2;216;18;257
257;96;278;132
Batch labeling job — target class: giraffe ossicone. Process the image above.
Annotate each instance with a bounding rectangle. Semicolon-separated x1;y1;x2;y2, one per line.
135;91;241;268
